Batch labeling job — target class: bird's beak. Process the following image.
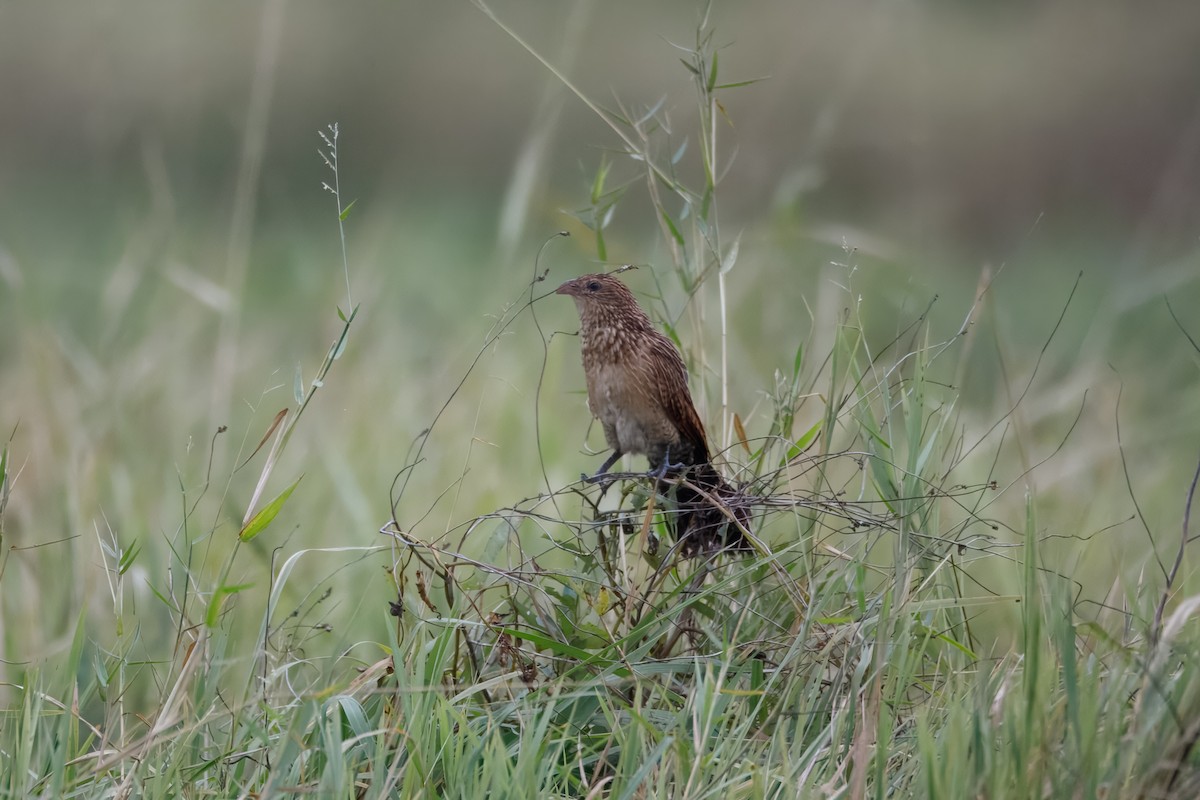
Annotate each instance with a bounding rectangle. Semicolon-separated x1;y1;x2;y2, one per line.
555;280;578;297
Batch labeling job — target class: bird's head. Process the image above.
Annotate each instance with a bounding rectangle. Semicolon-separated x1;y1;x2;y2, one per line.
556;272;624;298
556;273;640;313
556;273;651;332
557;273;656;338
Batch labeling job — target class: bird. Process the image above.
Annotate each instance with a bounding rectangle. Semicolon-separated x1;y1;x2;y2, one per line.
556;272;749;554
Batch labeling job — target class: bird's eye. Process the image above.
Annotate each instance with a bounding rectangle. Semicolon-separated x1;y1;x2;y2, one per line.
586;280;602;292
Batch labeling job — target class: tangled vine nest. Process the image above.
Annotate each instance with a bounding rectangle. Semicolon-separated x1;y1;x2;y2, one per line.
380;445;1008;691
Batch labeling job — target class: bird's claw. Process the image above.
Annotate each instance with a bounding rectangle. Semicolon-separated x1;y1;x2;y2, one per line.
582;471;618;501
651;454;687;480
583;470;619;497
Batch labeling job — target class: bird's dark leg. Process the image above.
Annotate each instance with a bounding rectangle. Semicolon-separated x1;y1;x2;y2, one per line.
583;450;623;485
651;446;687;480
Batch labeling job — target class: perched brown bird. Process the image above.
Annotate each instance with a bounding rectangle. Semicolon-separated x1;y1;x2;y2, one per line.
557;272;749;553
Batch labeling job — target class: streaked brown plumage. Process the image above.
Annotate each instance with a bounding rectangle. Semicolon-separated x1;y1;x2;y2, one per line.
557;272;749;553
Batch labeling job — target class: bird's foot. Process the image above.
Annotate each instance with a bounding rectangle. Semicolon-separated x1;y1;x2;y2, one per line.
651;447;687;480
652;461;687;480
582;470;619;500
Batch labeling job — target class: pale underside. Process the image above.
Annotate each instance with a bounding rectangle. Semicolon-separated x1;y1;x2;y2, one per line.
588;361;680;467
581;321;708;470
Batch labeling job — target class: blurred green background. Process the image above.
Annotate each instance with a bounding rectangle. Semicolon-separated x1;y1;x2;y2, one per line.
2;1;1199;688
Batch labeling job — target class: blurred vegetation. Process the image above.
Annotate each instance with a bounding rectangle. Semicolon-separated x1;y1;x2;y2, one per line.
1;1;1199;796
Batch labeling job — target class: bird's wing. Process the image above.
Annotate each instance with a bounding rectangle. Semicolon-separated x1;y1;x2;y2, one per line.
641;330;710;465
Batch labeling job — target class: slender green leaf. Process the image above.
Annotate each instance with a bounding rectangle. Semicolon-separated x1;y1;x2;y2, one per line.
239;474;303;542
335;695;370;740
117;539;140;575
500;627;595;662
591;157;610;204
205;582;254;628
785;419;822;462
660;209;685;247
715;77;769;90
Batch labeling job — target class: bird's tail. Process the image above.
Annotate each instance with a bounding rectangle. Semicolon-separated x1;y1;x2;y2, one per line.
662;462;751;556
